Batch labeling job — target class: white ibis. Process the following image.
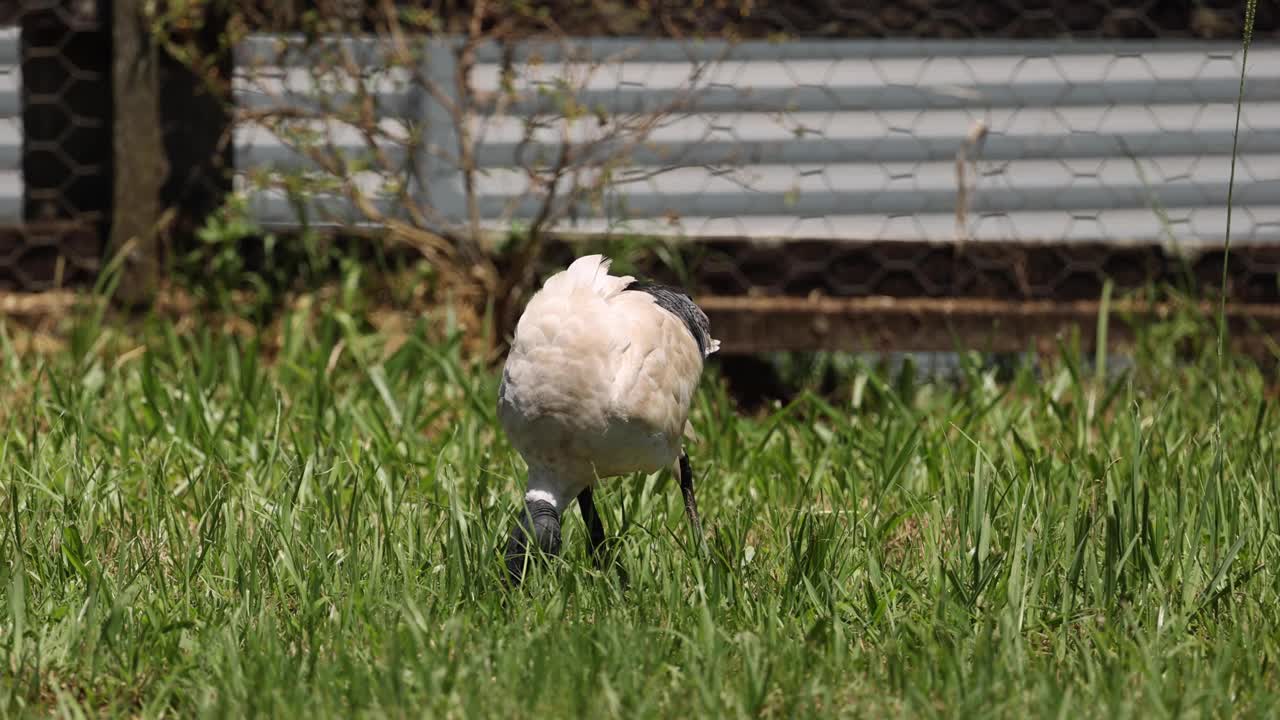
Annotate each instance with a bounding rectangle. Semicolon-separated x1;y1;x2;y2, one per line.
497;254;719;583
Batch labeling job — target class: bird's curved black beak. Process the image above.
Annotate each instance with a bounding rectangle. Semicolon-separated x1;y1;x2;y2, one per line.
504;498;562;585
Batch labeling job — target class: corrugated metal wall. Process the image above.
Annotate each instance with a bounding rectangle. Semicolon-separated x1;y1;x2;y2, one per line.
234;36;1280;247
0;28;20;226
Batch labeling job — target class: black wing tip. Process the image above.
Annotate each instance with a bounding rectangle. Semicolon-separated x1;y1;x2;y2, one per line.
622;278;694;301
623;278;676;293
623;278;712;356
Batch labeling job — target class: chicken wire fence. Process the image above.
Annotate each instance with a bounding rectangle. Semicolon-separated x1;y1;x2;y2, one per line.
2;1;1280;352
1;3;108;291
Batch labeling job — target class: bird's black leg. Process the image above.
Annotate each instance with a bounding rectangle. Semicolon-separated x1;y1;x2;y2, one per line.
578;487;629;586
678;450;707;555
504;499;562;586
577;486;607;566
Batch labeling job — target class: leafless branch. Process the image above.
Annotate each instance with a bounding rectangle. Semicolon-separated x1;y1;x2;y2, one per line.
955;118;989;248
222;0;754;348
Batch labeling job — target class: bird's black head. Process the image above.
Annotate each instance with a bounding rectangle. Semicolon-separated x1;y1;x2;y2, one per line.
504;498;562;585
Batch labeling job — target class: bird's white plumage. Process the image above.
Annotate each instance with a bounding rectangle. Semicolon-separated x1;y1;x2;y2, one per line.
498;255;716;509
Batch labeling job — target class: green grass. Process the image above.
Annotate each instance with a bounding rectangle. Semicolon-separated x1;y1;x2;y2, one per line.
2;291;1278;719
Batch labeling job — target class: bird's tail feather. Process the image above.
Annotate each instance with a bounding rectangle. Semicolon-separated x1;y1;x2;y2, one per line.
542;254;634;299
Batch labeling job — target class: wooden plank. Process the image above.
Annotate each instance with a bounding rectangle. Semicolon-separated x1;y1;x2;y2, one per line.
699;295;1280;357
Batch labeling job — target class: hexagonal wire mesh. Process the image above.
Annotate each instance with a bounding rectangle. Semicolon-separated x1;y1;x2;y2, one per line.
8;1;1280;352
233;2;1278;327
236;0;1280;40
1;1;110;291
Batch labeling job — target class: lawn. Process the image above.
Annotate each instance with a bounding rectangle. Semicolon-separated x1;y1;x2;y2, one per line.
2;291;1278;718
